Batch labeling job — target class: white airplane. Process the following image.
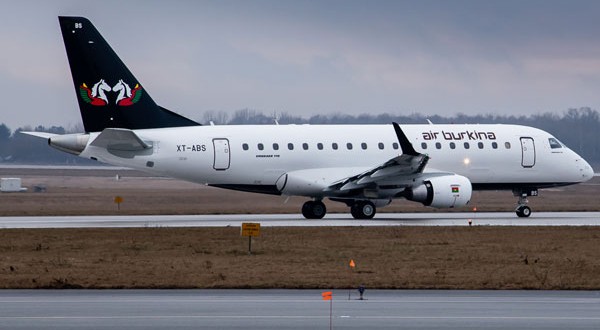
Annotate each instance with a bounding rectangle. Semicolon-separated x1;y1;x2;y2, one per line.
26;17;594;219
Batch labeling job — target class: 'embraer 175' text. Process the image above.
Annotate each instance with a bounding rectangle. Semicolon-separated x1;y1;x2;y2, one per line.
422;131;497;141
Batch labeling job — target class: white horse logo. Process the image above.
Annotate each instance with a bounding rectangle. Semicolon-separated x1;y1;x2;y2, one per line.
80;79;111;106
112;79;142;106
81;79;142;107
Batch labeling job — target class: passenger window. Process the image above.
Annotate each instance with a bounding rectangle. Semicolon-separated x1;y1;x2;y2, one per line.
450;142;456;149
421;142;427;149
464;142;470;149
288;143;294;150
548;138;562;149
361;142;367;150
332;143;338;150
317;143;323;150
478;142;484;149
257;143;264;151
492;142;498;149
505;142;511;149
347;143;353;150
302;143;309;150
392;142;399;150
435;142;441;149
378;142;384;150
242;143;249;151
273;143;279;151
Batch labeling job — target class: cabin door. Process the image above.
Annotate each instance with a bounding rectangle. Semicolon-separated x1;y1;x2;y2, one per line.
520;137;536;168
213;138;230;170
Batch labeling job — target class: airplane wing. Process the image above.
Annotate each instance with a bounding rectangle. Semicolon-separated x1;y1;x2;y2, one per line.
324;122;430;196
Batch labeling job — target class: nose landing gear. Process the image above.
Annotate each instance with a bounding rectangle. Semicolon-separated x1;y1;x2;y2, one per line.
514;189;537;218
516;204;531;218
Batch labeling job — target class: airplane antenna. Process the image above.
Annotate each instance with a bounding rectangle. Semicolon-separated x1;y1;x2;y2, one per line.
426;119;433;125
209;121;215;126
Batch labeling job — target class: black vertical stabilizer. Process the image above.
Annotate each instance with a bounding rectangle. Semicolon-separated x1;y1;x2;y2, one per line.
59;16;199;132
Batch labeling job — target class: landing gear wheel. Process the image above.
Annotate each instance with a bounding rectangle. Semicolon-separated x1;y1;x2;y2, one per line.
350;201;376;219
301;201;327;219
514;192;532;218
516;205;531;218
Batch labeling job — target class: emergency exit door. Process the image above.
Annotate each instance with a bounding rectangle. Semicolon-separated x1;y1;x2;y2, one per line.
520;137;536;168
213;138;230;170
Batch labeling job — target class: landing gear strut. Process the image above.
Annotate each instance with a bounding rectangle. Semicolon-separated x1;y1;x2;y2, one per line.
514;189;537;218
302;200;327;219
350;201;376;219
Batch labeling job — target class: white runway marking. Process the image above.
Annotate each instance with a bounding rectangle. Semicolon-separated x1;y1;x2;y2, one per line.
1;212;600;228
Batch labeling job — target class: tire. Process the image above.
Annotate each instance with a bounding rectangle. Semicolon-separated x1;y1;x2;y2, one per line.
302;201;326;219
311;201;326;219
302;201;315;219
516;205;532;218
521;206;531;217
350;203;361;219
350;201;376;219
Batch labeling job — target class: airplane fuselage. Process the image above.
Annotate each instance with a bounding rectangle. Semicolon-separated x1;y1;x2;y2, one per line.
79;124;592;194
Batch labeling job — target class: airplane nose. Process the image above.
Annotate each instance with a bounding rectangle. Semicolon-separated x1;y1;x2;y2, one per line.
577;158;595;181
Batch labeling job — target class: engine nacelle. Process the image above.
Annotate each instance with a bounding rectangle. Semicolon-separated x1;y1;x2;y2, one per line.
276;169;351;196
404;174;472;208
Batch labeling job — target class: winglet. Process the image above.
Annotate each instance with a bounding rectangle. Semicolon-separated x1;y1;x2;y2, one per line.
392;122;419;156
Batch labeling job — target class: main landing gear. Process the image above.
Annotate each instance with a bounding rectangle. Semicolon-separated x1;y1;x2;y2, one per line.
514;189;537;218
301;199;377;220
350;200;376;219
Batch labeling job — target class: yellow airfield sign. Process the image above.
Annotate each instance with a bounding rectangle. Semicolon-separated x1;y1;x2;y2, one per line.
241;223;261;237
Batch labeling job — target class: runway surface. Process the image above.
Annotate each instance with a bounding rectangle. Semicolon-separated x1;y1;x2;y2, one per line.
1;290;599;330
0;212;599;228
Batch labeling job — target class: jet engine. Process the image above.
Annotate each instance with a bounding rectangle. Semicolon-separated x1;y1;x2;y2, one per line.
275;168;363;196
404;174;472;208
276;169;334;196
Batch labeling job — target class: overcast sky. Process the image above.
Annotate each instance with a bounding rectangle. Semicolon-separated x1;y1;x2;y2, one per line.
2;0;600;129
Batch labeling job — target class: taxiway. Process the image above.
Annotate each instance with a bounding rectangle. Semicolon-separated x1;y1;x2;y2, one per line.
1;290;599;330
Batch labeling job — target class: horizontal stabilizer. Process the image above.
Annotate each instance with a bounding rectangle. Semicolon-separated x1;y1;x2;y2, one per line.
20;131;58;139
91;128;152;151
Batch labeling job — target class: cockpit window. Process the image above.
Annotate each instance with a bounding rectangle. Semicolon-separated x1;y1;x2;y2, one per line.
548;138;562;149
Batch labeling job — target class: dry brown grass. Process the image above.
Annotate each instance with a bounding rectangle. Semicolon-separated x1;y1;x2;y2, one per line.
0;169;599;289
1;226;600;289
